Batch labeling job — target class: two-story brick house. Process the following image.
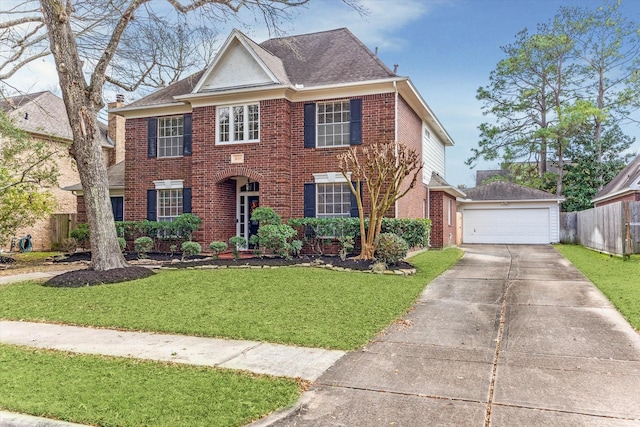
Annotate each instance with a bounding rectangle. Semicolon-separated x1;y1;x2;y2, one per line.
112;28;461;248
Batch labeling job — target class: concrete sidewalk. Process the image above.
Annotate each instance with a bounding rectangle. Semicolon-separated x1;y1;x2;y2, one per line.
0;321;344;382
269;245;640;426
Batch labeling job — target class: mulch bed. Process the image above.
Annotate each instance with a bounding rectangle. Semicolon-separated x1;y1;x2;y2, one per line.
44;266;155;288
0;256;16;265
45;252;414;288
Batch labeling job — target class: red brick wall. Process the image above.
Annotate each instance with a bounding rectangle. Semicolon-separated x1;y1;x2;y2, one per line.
595;192;640;207
428;190;457;248
124;92;432;247
124;117;193;224
397;95;426;219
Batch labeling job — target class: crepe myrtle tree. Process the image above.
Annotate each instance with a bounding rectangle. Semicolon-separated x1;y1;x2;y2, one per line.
0;0;362;271
337;141;422;260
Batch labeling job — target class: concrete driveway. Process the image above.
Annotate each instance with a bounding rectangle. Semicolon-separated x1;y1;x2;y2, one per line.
267;245;640;426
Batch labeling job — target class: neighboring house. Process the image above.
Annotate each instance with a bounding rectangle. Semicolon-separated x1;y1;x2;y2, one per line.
0;91;117;251
110;28;460;248
458;181;564;244
65;96;127;223
475;162;562;187
591;154;640;207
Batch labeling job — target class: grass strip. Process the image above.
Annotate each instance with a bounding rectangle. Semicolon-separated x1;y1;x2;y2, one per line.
0;344;300;427
555;244;640;330
0;249;462;350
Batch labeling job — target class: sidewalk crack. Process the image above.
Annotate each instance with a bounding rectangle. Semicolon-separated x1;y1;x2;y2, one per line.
485;246;513;427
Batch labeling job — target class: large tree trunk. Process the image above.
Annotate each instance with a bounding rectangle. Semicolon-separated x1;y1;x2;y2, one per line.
41;0;128;271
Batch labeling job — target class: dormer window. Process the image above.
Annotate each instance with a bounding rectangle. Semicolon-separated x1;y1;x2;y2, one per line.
217;103;259;144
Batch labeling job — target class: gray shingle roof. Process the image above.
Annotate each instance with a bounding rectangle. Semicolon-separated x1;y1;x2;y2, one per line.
463;181;563;201
126;28;396;109
1;91;111;147
593;154;640;202
64;160;124;192
126;70;205;108
259;28;396;86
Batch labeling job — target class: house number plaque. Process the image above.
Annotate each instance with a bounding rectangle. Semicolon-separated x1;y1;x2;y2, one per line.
230;153;244;164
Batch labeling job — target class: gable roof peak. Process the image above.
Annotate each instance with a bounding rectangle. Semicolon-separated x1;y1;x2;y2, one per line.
193;28;288;93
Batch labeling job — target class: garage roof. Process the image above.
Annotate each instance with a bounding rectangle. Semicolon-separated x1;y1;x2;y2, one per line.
462;181;564;202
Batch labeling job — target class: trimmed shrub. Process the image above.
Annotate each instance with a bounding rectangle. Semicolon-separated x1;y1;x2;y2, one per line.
254;223;298;259
250;207;281;226
70;224;90;248
381;218;431;248
134;236;153;259
338;235;355;261
181;241;202;261
172;213;202;240
375;233;409;265
228;236;247;260
117;237;127;252
209;241;228;259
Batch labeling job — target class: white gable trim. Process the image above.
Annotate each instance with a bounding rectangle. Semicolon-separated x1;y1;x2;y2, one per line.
193;30;279;94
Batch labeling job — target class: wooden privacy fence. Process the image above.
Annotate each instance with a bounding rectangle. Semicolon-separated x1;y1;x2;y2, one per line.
560;201;640;256
50;213;77;248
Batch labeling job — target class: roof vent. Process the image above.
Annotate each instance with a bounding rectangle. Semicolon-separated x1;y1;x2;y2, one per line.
24;112;28;120
115;94;125;103
393;64;399;73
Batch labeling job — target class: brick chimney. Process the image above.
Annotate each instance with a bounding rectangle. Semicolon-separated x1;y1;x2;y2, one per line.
107;94;126;165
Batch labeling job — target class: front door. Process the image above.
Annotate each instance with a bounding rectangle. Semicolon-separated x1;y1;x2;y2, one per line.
237;179;259;248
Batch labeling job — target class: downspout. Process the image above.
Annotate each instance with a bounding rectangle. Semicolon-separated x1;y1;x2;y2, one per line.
394;81;399;218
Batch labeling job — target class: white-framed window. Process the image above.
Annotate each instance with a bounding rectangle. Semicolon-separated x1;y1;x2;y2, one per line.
154;180;184;222
158;116;183;157
316;182;351;218
447;198;452;226
157;189;183;222
317;101;350;147
217;103;259;144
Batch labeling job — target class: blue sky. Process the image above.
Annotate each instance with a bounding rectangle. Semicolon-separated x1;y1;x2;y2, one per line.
6;0;640;188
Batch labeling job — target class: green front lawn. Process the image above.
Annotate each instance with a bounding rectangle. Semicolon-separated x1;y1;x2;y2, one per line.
555;245;640;330
0;249;463;350
0;344;300;427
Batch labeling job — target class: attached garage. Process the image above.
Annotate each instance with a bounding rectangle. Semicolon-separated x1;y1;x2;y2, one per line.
458;181;564;245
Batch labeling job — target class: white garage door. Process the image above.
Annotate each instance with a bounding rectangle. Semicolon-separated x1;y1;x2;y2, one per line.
463;208;550;244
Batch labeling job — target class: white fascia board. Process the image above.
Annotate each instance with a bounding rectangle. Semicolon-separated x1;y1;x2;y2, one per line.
591;188;636;204
109;103;191;119
176;79;401;106
176;85;290;108
396;79;455;147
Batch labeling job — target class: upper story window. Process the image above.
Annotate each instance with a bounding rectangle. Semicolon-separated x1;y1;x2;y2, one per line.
217;103;259;144
158;116;184;158
147;114;191;159
304;99;361;149
317;101;350;147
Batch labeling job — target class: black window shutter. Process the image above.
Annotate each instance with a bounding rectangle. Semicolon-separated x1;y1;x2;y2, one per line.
183;113;192;156
304;103;316;148
350;181;360;217
147;189;157;221
183;187;192;213
303;183;316;217
147;118;158;158
349;98;362;146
